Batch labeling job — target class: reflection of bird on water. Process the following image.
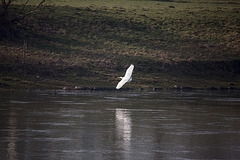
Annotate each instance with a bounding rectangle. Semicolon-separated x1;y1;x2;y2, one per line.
116;64;134;89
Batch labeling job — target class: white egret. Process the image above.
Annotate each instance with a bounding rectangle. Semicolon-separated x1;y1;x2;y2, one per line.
116;64;134;89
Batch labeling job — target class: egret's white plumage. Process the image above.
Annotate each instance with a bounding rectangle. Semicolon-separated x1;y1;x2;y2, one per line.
116;64;134;89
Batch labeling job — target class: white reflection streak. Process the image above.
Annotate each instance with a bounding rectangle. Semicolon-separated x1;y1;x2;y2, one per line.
7;109;18;160
115;108;132;152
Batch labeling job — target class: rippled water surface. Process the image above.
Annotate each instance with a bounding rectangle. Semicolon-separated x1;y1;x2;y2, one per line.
1;90;240;159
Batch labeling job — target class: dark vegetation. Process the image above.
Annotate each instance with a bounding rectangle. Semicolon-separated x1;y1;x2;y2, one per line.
0;0;240;90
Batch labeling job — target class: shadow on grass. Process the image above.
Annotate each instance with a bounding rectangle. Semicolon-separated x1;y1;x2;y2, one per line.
1;3;240;89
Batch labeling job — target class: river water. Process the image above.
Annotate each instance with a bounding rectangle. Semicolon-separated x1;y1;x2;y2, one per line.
0;90;240;160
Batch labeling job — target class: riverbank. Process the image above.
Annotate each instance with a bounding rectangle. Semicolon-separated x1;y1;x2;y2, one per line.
62;86;240;91
1;0;240;90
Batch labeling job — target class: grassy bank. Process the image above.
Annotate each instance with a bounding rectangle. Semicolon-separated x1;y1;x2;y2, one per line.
1;0;240;90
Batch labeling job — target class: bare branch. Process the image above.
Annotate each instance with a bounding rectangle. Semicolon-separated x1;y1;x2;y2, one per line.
11;0;46;24
6;0;14;7
0;0;14;22
1;0;15;18
20;0;30;14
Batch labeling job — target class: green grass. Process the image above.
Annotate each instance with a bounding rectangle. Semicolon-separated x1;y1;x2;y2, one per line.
1;0;240;89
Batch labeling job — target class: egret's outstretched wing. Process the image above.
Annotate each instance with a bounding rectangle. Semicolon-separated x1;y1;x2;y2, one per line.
124;64;134;79
116;64;134;89
116;78;128;89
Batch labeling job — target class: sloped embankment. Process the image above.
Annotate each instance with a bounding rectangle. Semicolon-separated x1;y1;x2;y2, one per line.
1;2;240;89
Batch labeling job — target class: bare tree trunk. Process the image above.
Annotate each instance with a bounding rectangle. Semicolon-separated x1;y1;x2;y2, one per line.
1;0;14;25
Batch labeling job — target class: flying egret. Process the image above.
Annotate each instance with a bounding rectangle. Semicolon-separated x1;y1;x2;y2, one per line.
116;64;134;89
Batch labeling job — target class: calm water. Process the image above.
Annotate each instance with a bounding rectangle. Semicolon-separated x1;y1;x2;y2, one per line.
0;90;240;160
